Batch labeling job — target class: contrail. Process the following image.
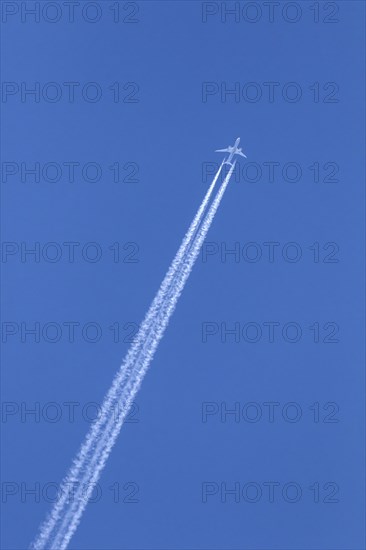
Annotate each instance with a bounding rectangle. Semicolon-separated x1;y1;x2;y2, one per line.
31;159;224;550
31;160;235;550
53;161;235;549
31;158;224;549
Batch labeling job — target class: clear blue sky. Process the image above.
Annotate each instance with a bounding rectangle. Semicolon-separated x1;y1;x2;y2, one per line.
1;1;365;548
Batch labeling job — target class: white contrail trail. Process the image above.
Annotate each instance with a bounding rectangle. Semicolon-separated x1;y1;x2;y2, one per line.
51;161;235;550
31;160;235;550
31;160;224;550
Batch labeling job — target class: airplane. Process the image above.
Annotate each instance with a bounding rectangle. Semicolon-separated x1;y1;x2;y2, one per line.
215;137;247;165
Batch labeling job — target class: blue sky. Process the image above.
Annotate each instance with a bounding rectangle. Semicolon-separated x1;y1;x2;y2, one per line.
1;1;365;548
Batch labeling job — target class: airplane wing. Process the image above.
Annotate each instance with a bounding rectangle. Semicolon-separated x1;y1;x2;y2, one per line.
215;147;231;153
237;150;247;158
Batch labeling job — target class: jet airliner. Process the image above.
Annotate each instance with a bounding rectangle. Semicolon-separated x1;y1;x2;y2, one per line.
215;137;247;165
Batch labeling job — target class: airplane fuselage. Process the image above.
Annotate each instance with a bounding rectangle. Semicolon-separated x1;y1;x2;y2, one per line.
227;137;241;164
